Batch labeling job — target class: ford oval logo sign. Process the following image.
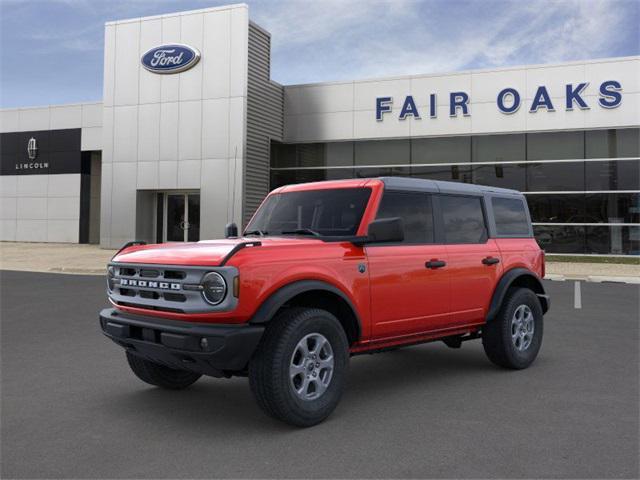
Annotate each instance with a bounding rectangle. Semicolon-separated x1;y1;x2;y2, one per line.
141;44;201;74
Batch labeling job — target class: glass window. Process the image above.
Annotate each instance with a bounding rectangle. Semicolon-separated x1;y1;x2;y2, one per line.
527;131;584;160
271;142;354;168
270;168;354;189
585;160;640;191
297;144;326;167
246;188;371;237
585;193;640;224
270;142;297;168
472;134;525;162
585;128;640;158
526;194;585;223
375;191;434;244
325;142;354;166
440;195;487;244
355;139;409;166
492;197;530;236
355;166;410;178
526;162;585;191
411;136;471;164
472;164;526;190
411;165;472;183
533;225;586;253
586;226;640;255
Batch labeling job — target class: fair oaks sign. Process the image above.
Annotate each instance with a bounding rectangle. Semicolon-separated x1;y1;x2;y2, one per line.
376;80;623;121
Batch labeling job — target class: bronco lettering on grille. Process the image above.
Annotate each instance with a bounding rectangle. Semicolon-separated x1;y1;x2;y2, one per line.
119;278;181;290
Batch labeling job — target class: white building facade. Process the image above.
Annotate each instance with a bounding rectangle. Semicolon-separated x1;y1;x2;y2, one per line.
1;4;638;254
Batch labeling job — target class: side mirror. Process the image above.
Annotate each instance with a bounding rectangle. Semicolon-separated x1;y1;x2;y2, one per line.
225;222;238;238
362;217;404;244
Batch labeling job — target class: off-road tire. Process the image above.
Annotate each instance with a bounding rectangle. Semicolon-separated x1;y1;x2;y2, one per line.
126;351;202;389
482;287;543;369
249;307;349;427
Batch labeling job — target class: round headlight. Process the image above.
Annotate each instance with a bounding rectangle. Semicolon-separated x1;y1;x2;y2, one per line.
202;272;227;305
106;266;115;292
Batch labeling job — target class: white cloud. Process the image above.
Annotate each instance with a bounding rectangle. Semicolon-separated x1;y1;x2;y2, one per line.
250;0;635;84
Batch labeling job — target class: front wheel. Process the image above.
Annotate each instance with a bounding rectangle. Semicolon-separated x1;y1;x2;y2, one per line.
249;307;349;427
482;287;544;369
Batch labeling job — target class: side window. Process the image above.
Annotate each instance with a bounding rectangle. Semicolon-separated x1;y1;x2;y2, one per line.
440;195;487;244
492;197;531;236
376;191;434;244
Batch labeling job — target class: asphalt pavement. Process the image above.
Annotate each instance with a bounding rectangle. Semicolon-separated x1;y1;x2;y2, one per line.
1;270;638;479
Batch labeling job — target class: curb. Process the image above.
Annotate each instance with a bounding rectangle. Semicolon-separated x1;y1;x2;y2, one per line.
544;274;640;284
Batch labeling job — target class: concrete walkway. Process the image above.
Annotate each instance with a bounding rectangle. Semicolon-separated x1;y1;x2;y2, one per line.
0;242;116;275
1;242;639;282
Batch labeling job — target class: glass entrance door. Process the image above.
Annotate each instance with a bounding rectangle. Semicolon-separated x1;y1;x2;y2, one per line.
163;193;200;242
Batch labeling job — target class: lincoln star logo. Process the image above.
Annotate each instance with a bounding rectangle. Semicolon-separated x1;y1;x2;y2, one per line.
27;137;38;160
141;44;200;74
119;278;181;290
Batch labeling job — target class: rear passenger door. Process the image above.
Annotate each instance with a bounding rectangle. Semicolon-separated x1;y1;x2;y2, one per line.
437;194;503;325
367;190;451;340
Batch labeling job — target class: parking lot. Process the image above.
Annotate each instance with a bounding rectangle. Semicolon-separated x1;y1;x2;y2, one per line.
1;270;638;479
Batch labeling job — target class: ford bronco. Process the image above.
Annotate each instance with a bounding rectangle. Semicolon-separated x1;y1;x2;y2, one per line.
100;177;549;427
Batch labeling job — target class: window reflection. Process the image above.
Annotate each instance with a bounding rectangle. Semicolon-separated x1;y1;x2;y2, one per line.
585;193;640;224
472;164;526;190
527;162;585;191
411;165;472;183
534;225;586;253
585;160;640;191
526;194;585;223
355;140;409;166
586;226;640;255
412;137;471;164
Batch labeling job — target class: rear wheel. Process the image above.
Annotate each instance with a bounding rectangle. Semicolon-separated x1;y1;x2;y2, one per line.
482;287;543;369
249;307;349;427
126;351;202;389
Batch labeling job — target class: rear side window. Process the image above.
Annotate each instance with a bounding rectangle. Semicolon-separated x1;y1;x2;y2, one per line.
440;195;487;244
376;191;434;243
492;197;531;236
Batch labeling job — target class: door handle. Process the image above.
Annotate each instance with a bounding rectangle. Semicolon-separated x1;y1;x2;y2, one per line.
482;256;500;266
426;260;446;269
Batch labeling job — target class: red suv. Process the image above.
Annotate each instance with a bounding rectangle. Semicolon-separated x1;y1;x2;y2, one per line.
100;177;549;427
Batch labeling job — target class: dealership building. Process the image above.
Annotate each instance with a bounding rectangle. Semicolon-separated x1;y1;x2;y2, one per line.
1;3;638;254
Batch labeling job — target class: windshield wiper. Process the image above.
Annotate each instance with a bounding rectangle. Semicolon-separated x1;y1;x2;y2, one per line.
244;229;268;236
281;228;322;237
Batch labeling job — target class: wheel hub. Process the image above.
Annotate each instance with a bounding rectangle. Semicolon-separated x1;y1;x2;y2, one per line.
511;304;534;351
290;333;334;401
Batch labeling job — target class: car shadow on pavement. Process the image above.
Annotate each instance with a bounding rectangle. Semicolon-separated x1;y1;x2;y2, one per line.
102;343;499;432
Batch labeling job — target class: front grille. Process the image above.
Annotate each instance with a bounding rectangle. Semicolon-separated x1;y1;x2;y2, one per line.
113;265;188;306
139;269;160;278
108;262;238;314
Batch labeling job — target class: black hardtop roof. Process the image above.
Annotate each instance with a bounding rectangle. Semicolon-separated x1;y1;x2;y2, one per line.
379;177;522;197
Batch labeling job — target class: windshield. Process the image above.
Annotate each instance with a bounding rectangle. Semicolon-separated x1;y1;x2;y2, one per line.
245;188;372;237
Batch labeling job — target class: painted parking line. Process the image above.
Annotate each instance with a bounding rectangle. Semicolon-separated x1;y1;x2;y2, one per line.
574;281;582;309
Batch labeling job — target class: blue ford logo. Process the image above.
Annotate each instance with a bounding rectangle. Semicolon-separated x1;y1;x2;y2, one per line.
141;44;201;74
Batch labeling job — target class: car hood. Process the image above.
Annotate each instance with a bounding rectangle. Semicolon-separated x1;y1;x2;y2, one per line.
112;237;324;266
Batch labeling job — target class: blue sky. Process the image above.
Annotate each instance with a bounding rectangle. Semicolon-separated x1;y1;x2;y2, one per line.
1;0;638;108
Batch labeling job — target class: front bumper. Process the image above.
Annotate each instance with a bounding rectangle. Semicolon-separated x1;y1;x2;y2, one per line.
99;308;264;377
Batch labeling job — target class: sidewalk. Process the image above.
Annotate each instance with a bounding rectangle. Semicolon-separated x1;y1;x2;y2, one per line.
545;261;640;284
0;242;639;282
0;242;116;275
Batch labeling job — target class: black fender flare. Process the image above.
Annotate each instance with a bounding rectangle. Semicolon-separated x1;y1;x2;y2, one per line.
249;280;362;339
486;268;549;322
